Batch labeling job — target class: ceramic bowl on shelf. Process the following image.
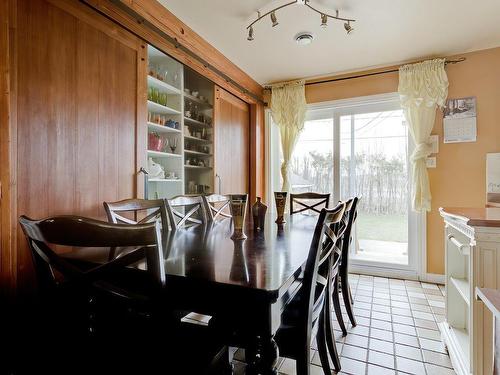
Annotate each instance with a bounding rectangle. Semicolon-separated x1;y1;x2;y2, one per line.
192;91;199;98
184;88;191;95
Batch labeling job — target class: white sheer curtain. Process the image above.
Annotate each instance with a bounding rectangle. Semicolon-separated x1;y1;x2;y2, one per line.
398;59;448;212
270;80;306;192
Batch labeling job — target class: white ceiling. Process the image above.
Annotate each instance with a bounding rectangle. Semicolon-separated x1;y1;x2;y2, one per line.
159;0;500;84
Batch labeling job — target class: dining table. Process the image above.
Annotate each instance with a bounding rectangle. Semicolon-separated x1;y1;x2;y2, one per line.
63;212;319;374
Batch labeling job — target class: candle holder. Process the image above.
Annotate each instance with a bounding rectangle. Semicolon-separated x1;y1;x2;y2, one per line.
274;192;287;224
229;194;248;240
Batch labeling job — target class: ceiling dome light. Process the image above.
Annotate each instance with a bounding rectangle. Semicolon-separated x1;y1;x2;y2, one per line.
320;14;328;28
295;32;314;45
344;21;354;34
247;26;254;41
270;11;279;27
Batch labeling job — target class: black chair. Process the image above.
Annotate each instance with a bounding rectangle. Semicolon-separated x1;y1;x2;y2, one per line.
329;197;359;339
167;195;207;230
103;198;169;259
339;197;359;327
202;194;232;223
274;202;346;374
18;215;229;375
290;192;330;215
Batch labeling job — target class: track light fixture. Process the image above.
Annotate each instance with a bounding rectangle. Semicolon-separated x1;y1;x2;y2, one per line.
320;14;327;28
247;26;254;41
246;0;356;41
344;21;353;34
270;11;279;27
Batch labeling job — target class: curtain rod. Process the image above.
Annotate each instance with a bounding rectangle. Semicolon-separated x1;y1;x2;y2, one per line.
304;57;466;86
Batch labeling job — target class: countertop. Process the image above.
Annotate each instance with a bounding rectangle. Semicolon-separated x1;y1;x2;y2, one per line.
439;207;500;227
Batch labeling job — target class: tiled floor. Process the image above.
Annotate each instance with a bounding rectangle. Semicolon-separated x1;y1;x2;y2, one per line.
232;274;456;375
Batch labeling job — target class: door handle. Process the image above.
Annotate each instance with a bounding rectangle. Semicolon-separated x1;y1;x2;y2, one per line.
216;174;222;195
139;167;149;199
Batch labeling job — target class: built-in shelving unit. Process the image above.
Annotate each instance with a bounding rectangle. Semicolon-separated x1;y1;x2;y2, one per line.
183;67;214;195
146;45;184;199
145;46;214;199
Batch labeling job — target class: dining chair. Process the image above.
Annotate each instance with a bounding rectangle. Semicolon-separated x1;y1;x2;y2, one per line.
274;202;346;374
337;197;360;327
202;194;231;223
166;195;207;230
103;198;169;259
290;192;331;215
18;215;229;374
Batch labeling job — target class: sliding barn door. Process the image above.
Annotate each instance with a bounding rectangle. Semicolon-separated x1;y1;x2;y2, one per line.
214;87;250;195
14;0;146;293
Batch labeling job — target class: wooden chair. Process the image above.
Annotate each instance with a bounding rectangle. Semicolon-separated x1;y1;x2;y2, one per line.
166;195;207;230
202;194;232;223
18;215;229;374
103;198;169;259
274;202;346;374
290;192;330;215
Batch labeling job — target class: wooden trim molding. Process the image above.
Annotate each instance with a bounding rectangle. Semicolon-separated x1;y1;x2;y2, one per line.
82;0;263;104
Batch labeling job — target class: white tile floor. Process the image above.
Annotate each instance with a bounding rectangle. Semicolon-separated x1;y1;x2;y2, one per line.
233;274;456;375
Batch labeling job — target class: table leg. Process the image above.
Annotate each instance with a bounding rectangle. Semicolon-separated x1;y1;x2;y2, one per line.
247;335;279;375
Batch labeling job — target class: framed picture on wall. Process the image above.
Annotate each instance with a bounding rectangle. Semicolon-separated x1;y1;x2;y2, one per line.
487;153;500;207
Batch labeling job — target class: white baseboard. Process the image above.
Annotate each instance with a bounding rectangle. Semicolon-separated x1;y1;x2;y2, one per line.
419;273;446;284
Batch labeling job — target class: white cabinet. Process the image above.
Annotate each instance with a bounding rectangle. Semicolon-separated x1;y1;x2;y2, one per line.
439;207;500;375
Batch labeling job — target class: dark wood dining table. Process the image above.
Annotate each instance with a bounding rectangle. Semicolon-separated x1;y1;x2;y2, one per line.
64;212;319;374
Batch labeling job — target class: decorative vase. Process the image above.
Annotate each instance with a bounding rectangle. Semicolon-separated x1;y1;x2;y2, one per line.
229;194;248;240
274;192;287;224
252;197;267;230
148;133;164;152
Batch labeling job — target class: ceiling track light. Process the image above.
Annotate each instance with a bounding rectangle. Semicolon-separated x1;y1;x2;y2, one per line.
344;21;353;34
270;11;279;27
320;14;327;28
245;0;356;41
247;26;254;41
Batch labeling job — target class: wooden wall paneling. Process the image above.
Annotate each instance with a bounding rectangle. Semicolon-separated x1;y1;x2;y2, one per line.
82;0;263;105
13;0;144;294
0;0;16;295
214;87;249;195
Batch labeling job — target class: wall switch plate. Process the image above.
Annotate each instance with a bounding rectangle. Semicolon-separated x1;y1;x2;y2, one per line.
429;135;439;154
426;157;437;168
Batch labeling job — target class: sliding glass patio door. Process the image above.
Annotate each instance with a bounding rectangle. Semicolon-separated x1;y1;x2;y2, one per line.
267;94;421;276
335;101;418;274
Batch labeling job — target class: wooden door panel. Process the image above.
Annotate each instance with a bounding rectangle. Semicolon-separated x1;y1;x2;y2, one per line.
215;87;250;195
15;0;143;293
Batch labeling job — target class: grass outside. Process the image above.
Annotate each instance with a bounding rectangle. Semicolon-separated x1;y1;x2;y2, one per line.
357;213;408;243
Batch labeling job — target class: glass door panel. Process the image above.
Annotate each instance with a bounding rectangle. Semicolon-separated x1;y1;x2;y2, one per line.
339;110;410;266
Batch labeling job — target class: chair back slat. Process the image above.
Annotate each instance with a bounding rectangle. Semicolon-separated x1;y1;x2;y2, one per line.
166;195;207;230
298;202;345;346
290;192;330;215
202;194;231;223
104;198;168;230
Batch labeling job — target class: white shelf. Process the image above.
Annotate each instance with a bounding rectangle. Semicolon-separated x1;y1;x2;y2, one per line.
148;178;182;182
185;165;212;170
147;100;181;115
147;150;182;158
184;93;213;109
184;116;211;128
450;277;470;305
147;122;181;134
184;149;212;157
147;75;181;95
184;135;211;143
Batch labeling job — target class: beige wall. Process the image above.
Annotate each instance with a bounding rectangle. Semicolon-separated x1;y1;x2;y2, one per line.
305;47;500;274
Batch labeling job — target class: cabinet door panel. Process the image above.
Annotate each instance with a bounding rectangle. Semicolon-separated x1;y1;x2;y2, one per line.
215;87;250;195
15;0;144;293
